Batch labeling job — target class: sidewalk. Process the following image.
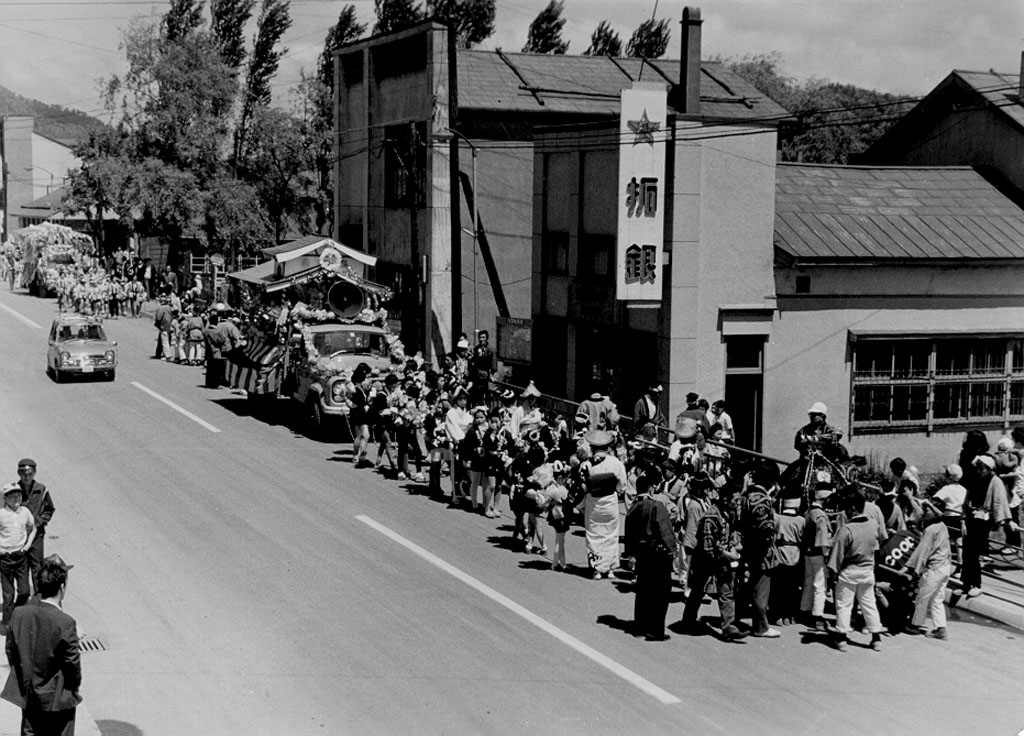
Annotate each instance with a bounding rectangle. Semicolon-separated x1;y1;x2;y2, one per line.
0;663;100;736
946;552;1024;631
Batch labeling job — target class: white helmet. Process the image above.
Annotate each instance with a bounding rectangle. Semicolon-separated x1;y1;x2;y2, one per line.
807;401;828;416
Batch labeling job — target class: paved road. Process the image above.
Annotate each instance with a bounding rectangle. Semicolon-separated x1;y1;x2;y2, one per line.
1;289;1022;735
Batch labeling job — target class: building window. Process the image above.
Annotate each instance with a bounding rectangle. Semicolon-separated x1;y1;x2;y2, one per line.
850;336;1024;433
578;233;613;279
384;122;426;208
542;231;569;274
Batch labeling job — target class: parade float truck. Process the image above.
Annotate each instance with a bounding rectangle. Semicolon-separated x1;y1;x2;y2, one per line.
226;237;400;439
14;223;91;297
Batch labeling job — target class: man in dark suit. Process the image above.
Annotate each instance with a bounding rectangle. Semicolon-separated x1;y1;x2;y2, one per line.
2;555;81;736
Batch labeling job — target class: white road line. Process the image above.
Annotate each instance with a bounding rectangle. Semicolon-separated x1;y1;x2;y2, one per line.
131;381;221;433
356;514;683;706
0;302;42;330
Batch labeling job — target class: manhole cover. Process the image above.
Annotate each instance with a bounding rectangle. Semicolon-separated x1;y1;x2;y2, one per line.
80;637;105;652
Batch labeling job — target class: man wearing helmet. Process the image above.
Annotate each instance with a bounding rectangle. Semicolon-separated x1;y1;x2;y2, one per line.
795;402;845;462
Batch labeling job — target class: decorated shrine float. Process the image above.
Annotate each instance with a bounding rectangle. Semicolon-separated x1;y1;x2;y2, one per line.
13;223;91;297
226;237;401;437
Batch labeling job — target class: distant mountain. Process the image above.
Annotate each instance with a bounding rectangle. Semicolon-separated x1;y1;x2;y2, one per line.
0;84;106;148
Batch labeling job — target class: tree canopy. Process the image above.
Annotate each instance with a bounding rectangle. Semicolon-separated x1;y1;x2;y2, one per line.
522;0;568;54
725;53;913;164
625;18;670;59
584;20;622;57
427;0;495;49
64;0;307;255
374;0;423;35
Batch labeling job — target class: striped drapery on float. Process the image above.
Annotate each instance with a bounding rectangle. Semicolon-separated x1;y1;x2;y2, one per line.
225;338;287;395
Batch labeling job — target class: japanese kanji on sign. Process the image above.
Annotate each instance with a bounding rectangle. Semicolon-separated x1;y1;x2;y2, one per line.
616;84;667;302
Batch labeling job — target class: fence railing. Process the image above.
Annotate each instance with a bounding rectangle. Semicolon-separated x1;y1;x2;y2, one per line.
491;380;793;467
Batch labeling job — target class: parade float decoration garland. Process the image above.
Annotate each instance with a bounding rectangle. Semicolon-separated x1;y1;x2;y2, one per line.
286;249;405;383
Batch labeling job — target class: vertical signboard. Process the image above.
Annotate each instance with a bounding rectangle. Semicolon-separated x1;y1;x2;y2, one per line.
616;86;667;302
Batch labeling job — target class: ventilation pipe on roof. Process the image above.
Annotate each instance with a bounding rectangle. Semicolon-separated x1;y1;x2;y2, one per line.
679;6;702;116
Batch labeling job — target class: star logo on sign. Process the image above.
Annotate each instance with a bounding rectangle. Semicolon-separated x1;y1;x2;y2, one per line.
627;109;660;145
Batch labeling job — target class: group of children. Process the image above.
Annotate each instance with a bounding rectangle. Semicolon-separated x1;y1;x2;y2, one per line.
55;266;147;319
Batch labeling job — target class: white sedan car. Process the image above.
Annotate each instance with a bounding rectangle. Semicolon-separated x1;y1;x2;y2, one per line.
46;314;118;382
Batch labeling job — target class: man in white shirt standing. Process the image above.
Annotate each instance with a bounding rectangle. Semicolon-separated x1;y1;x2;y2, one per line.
708;400;734;442
0;483;35;633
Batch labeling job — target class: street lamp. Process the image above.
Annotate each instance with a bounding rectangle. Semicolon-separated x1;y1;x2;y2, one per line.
447;127;479;337
23;165;55;194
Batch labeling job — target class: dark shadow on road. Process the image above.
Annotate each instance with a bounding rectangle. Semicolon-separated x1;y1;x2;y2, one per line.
797;629;836;648
96;721;144;736
209;396;327;442
596;614;640;638
486;534;527;553
518;559;554;571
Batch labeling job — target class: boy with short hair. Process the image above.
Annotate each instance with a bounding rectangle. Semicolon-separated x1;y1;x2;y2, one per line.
0;483;36;630
829;490;883;652
903;499;953;639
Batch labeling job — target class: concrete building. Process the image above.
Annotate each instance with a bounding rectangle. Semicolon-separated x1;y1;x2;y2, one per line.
332;15;782;370
1;116;79;239
769;163;1024;468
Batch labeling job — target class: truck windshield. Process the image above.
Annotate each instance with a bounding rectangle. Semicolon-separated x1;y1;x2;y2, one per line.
314;330;384;357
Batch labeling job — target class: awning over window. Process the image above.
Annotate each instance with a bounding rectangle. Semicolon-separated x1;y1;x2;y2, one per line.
719;305;774;336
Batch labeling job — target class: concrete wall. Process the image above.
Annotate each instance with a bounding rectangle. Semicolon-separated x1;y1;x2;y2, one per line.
31;134;78;200
457;141;534;341
335;24;536;361
2;118;79;236
767;263;1024;471
531;121;779;421
3;117;33;236
667;123;778;418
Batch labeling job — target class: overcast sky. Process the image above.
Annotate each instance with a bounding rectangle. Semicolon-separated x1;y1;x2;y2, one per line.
1;0;1021;118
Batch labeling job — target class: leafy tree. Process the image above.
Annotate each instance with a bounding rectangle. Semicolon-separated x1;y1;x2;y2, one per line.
521;0;568;54
67;18;276;254
427;0;495;49
162;0;205;42
112;22;236;180
374;0;423;34
304;5;367;235
210;0;255;70
317;4;366;103
584;20;621;57
625;18;670;59
235;0;292;163
724;53;913;164
238;106;315;240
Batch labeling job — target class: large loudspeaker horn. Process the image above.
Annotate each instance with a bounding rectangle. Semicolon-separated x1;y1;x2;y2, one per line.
326;280;367;320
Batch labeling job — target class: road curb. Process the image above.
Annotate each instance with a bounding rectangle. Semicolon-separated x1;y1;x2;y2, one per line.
0;665;100;736
945;581;1024;632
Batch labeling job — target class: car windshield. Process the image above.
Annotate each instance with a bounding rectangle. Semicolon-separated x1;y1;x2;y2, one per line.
60;324;105;341
313;330;384;357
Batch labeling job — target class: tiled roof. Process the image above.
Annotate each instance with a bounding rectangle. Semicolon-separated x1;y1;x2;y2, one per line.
774;163;1024;261
457;50;788;122
952;69;1024;132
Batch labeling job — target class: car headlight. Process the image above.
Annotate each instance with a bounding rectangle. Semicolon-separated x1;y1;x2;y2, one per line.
104;351;115;362
59;351;71;366
331;381;345;401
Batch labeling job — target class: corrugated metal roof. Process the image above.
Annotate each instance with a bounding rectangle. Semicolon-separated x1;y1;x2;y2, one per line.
456;50;788;122
775;163;1024;261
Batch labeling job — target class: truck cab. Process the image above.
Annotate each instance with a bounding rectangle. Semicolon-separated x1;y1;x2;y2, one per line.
291;322;393;436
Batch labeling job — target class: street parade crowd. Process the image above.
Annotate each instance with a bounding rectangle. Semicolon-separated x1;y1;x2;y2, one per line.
245;325;1022;650
12;255;1024;658
135;286;1024;650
